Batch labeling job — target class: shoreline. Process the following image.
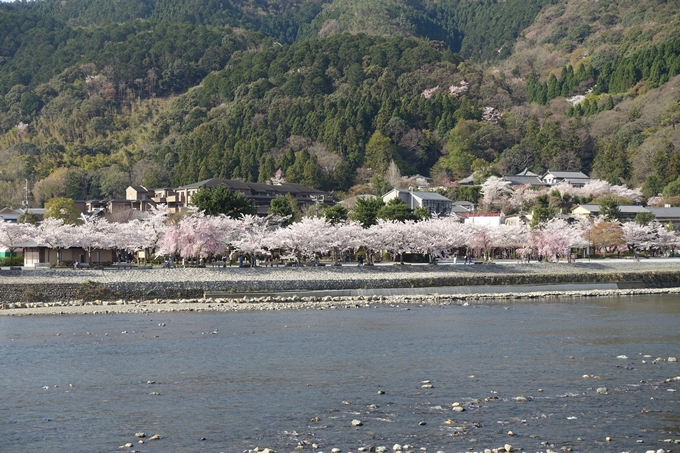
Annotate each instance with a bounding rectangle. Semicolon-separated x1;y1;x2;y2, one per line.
3;260;680;316
3;285;680;316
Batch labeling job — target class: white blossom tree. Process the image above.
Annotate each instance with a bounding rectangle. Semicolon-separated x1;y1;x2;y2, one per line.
620;222;655;255
35;218;77;265
481;176;512;211
374;220;414;264
0;221;32;260
139;204;169;258
73;215;111;264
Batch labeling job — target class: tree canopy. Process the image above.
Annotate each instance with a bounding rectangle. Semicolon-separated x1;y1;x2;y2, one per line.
190;185;256;218
44;197;82;224
350;196;385;228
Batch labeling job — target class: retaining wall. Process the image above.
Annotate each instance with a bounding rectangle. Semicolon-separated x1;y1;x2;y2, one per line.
2;269;680;304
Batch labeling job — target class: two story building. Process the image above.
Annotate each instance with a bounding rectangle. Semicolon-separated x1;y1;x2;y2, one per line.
382;189;453;216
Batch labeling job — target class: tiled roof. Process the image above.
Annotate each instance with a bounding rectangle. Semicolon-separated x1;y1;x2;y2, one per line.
647;207;680;218
577;204;650;214
411;191;451;201
503;175;548;186
544;170;589;179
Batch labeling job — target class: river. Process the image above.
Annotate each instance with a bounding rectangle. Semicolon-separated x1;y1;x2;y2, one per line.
1;295;679;453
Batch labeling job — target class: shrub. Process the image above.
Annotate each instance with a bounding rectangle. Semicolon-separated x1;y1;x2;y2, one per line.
0;256;23;266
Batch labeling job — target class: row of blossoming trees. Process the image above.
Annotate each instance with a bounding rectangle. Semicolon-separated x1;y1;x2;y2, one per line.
480;177;645;211
0;201;678;265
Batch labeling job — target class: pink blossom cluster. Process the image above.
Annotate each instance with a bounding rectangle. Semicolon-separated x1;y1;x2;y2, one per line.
483;178;644;212
3;203;678;263
448;81;469;97
421;86;440;99
548;180;643;202
481;107;501;123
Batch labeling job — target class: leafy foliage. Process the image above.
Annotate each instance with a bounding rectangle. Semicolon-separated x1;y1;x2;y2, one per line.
0;0;678;210
528;38;680;105
190;185;257;217
44;197;82;224
349;196;384;228
377;197;417;222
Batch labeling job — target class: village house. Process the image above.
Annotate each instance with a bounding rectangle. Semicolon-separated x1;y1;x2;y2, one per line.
122;178;334;215
572;204;651;221
542;170;591;187
645;207;680;229
0;207;45;223
21;241;116;268
382;189;453;216
503;168;550;187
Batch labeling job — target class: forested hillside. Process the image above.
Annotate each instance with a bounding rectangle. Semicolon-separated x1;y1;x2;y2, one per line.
0;0;679;210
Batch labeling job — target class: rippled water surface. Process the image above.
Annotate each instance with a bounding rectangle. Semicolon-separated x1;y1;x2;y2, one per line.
1;295;679;453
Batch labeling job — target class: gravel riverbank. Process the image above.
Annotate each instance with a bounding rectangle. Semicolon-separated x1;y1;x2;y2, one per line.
2;259;680;315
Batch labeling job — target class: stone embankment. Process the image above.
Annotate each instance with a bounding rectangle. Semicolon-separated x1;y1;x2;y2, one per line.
1;260;680;315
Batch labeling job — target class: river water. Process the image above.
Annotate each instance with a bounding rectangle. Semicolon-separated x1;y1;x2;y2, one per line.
1;295;679;453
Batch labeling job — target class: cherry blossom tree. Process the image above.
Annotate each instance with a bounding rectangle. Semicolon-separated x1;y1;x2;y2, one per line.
412;217;467;262
231;214;276;265
139;204;169;258
103;219;146;262
72;215;111;263
575;180;611;199
465;223;494;260
507;184;540;211
620;222;654;254
0;221;32;259
174;214;224;260
609;184;643;203
481;176;512;211
490;223;529;258
530;219;573;261
374;220;414;264
653;223;678;256
268;217;334;263
35;218;77;265
331;221;367;260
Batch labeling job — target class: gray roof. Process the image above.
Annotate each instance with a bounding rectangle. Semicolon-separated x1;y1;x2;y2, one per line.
502;175;548;186
458;175;475;184
647;207;680;218
577;204;650;214
544;170;590;179
516;168;538;177
176;178;328;196
411;191;451;202
451;205;472;213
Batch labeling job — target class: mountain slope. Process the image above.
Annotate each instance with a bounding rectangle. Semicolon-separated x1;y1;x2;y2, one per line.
1;0;680;210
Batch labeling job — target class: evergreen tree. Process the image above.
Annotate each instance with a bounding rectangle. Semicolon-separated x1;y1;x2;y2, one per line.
364;130;395;176
377;198;417;222
321;204;349;225
190;185;256;218
599;197;621;222
44;198;83;225
350;196;385;228
530;194;555;228
268;194;300;225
